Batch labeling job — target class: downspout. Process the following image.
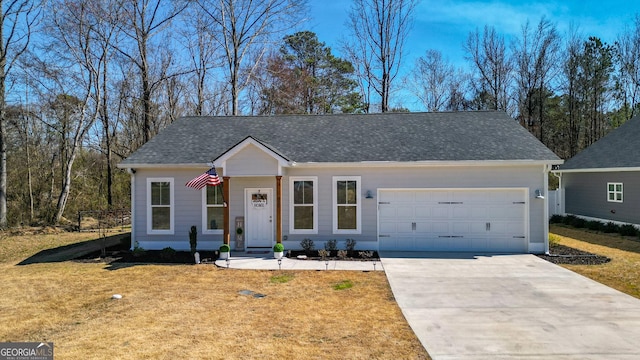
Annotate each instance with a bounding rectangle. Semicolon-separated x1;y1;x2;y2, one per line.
128;168;136;250
543;164;550;255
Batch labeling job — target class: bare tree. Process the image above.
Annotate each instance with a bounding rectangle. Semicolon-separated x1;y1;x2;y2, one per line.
197;0;306;116
43;0;108;223
344;0;416;113
116;0;188;143
180;6;224;116
0;0;39;228
615;15;640;120
404;49;456;111
464;25;513;112
512;17;560;143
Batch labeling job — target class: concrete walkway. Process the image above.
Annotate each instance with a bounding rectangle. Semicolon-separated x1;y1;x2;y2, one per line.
380;252;640;360
213;252;383;271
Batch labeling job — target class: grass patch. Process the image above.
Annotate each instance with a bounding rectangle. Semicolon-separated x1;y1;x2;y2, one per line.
270;273;295;283
550;225;640;299
332;280;354;290
0;229;430;359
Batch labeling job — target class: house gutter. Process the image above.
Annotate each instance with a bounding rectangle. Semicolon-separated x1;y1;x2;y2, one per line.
127;168;136;250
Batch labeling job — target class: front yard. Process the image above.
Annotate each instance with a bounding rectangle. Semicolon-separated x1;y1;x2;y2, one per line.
0;230;429;359
550;224;640;299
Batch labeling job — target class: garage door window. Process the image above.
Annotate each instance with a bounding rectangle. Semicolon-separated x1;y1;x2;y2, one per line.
333;176;361;234
290;177;317;234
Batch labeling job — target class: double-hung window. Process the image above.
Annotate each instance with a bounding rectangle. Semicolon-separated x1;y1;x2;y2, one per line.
607;182;623;203
290;177;317;234
147;178;174;234
333;176;361;234
204;185;225;233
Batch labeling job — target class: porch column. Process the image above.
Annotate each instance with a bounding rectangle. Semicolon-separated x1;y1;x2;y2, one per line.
223;176;230;245
276;176;282;244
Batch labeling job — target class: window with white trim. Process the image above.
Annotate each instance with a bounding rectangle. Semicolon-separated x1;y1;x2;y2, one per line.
204;185;225;233
607;182;623;203
290;177;318;234
147;178;174;234
332;176;361;234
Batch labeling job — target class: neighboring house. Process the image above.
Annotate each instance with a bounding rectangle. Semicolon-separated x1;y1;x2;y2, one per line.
553;115;640;226
118;111;562;254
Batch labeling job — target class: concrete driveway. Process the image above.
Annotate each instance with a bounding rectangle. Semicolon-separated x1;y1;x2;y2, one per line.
380;252;640;360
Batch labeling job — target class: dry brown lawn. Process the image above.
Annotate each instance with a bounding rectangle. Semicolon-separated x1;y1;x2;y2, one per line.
550;224;640;299
0;230;430;359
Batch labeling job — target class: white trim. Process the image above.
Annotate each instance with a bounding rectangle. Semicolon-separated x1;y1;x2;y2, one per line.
607;182;624;203
146;177;175;235
554;167;640;173
289;176;318;234
202;186;224;235
332;176;362;235
129;169;136;250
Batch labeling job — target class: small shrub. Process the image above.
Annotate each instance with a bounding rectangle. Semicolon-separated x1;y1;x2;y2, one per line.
345;238;357;251
587;220;602;231
337;250;347;260
219;244;231;252
570;217;586;228
603;222;620;233
300;238;315;252
562;215;577;226
273;243;284;252
325;239;337;251
620;224;638;237
358;250;374;259
549;214;564;224
189;225;197;254
160;247;176;260
318;249;330;259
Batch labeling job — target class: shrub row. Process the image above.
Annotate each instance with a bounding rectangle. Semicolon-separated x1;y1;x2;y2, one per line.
550;214;639;237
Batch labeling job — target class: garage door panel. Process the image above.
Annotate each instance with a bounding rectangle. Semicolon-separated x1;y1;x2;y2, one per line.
432;207;449;218
414;206;431;218
378;189;527;252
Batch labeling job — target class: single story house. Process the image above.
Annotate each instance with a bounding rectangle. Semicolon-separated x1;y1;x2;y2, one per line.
118;111;562;254
553;115;640;226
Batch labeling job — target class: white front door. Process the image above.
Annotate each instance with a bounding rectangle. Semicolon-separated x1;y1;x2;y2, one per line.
245;188;274;248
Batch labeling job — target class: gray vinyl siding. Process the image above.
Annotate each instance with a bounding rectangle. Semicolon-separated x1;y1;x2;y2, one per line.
282;165;546;251
132;164;548;252
564;171;640;224
226;144;279;176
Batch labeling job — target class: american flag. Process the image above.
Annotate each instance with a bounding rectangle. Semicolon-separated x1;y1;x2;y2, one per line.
185;167;221;189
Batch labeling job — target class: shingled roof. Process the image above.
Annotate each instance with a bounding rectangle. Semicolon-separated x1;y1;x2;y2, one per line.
119;111;561;167
559;115;640;171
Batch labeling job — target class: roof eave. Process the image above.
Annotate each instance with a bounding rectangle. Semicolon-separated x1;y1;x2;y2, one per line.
554;166;640;173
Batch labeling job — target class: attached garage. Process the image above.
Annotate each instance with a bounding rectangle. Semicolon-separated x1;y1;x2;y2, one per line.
378;189;528;252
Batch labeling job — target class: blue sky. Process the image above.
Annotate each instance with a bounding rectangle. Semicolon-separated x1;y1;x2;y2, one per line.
306;0;639;69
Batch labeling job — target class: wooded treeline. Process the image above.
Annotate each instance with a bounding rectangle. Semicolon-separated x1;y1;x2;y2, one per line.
1;0;639;227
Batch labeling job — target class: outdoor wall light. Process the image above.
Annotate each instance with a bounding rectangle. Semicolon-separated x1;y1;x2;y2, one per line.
366;190;374;199
535;189;545;199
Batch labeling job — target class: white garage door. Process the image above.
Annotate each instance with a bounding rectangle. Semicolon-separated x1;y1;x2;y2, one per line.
378;189;527;252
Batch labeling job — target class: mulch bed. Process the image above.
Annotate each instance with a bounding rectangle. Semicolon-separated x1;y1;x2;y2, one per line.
286;250;379;261
537;243;611;265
